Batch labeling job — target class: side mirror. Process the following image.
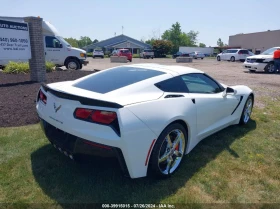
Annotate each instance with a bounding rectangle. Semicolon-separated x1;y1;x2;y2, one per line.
223;87;237;97
59;43;63;48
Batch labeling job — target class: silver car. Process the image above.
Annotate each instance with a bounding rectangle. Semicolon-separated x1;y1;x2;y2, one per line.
189;51;205;59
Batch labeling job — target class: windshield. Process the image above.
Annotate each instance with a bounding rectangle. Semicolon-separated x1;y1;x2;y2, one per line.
57;36;71;47
261;47;279;55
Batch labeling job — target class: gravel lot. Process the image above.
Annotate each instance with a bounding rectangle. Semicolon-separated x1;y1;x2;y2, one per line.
0;57;279;127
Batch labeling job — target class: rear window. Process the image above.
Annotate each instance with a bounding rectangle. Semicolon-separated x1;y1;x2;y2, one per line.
94;50;103;52
73;67;165;94
120;50;130;53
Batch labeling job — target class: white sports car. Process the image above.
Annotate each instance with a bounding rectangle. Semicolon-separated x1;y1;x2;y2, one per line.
36;64;254;179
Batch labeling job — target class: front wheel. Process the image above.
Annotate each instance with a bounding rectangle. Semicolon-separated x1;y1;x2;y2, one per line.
264;62;275;73
217;56;221;61
201;58;204;60
66;59;80;70
149;123;187;178
239;95;253;125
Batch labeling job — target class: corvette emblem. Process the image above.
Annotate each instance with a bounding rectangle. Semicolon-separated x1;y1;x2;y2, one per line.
53;103;62;113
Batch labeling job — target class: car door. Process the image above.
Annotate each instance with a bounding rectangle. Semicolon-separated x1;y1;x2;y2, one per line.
181;73;239;140
220;50;227;60
44;36;64;64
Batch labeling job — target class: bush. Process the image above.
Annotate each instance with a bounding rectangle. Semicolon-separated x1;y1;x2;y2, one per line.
133;54;140;58
3;62;29;74
3;61;55;74
45;62;55;72
87;52;93;57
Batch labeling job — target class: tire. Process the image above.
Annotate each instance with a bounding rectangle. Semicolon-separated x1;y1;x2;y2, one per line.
93;56;95;59
66;59;80;70
129;59;132;62
149;123;187;178
230;56;235;62
249;70;256;73
101;56;104;59
151;57;154;59
201;58;203;60
217;56;221;61
264;62;275;73
239;95;253;125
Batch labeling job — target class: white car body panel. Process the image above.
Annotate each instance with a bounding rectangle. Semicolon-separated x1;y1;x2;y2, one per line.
36;64;254;178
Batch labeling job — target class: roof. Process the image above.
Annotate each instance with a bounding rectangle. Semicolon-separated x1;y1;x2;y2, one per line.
125;64;204;76
84;34;151;49
230;29;280;37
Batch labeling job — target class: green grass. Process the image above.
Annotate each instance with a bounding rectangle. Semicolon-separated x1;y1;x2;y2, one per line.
0;97;280;207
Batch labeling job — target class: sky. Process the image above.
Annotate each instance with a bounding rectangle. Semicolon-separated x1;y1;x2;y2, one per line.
1;0;280;46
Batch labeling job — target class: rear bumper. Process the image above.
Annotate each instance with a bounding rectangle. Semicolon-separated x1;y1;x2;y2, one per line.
40;118;130;177
243;62;267;71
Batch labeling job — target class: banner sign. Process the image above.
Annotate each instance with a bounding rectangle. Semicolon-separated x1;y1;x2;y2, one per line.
0;19;31;60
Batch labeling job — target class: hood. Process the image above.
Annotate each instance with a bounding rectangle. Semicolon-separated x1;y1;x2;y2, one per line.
247;54;272;59
69;47;86;53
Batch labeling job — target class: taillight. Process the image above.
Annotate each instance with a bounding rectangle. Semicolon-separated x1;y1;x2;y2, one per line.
39;90;47;104
75;108;92;119
91;110;117;124
74;108;117;125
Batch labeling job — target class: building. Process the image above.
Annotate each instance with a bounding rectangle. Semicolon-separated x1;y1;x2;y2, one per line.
229;29;280;54
83;34;151;54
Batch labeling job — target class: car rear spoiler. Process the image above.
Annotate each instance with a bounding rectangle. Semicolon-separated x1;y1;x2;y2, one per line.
41;83;123;108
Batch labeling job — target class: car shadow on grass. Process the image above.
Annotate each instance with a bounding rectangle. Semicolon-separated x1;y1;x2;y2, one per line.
31;120;256;205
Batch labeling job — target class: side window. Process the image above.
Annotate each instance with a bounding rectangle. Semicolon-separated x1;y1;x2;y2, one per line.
45;36;62;48
155;76;188;93
181;74;223;94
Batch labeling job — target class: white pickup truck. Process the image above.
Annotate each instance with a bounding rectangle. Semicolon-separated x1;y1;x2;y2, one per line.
140;49;154;59
0;16;88;70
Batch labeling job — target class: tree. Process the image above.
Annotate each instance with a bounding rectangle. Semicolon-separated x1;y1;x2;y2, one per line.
199;43;206;47
161;22;200;53
145;38;156;46
92;39;99;44
152;40;173;56
64;37;79;48
217;38;224;47
187;30;199;46
78;36;92;48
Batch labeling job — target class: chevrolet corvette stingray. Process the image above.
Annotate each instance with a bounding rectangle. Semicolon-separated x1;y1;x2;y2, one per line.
36;64;254;178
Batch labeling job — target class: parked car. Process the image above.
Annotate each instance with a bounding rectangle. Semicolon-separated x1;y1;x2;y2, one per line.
93;49;104;59
140;49;154;59
172;52;190;59
37;64;254;179
249;51;255;56
189;51;205;59
243;47;280;73
111;49;132;62
217;49;250;62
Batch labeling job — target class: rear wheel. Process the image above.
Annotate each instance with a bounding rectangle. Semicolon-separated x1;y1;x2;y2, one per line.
264;62;275;73
239;95;253;125
149;123;187;178
230;56;235;62
201;58;204;60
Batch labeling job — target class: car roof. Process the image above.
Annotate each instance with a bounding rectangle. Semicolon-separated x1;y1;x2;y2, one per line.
125;64;203;76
